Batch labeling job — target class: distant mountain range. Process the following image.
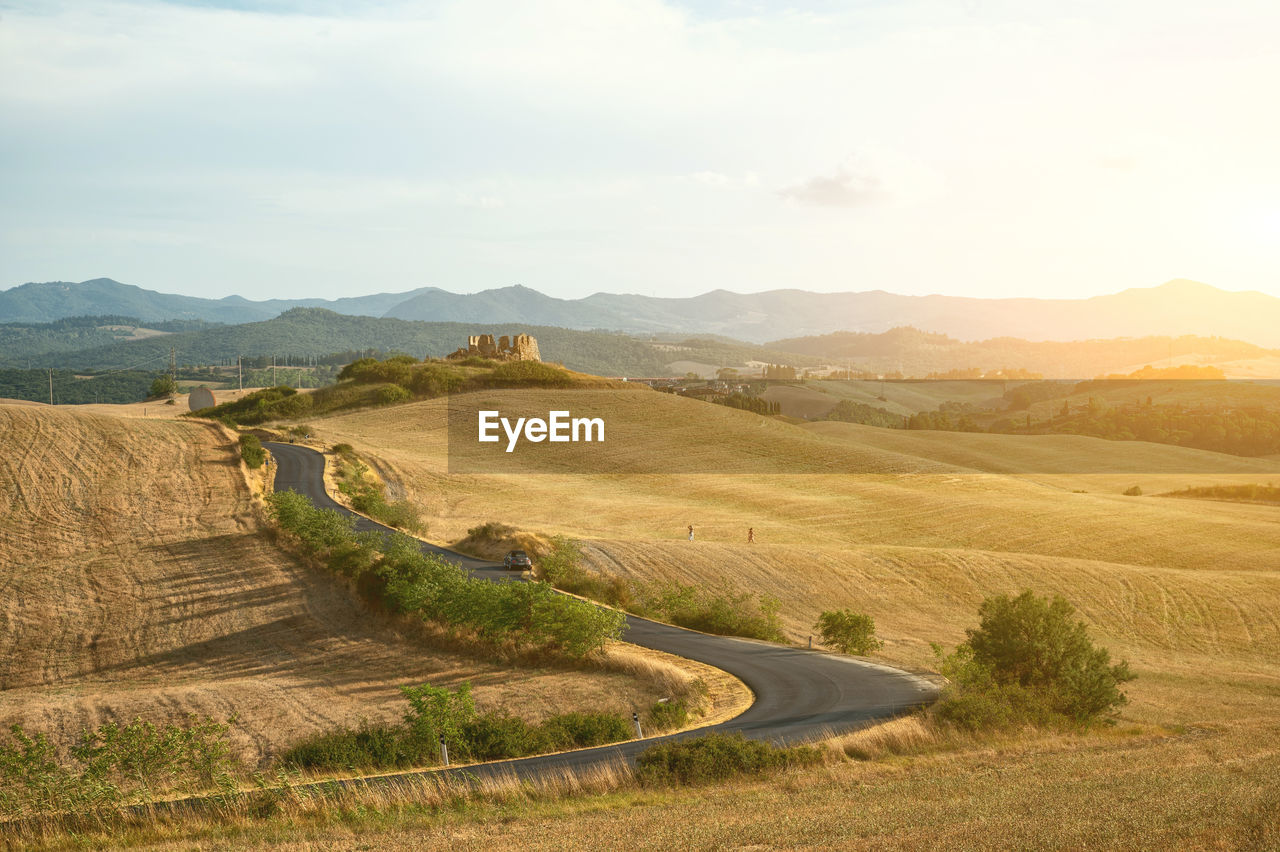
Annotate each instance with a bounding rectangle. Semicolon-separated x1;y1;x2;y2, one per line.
4;277;1280;347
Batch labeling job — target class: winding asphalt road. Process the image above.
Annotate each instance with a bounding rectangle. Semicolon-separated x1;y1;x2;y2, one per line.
265;441;938;780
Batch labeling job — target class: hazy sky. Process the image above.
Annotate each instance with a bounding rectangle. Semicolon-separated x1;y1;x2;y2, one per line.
2;0;1278;301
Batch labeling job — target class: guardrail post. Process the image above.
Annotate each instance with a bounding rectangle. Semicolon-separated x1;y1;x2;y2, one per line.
632;711;643;739
440;736;449;767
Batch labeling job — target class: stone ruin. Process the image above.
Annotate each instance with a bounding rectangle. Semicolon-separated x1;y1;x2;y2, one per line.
447;333;541;363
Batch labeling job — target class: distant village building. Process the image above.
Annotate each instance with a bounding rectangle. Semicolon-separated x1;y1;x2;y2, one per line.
763;363;797;380
447;333;541;362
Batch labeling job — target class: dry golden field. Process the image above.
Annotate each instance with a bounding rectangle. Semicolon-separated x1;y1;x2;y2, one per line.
0;403;697;769
276;386;1280;847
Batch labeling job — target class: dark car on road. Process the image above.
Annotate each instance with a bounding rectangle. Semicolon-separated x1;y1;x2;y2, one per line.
504;550;533;571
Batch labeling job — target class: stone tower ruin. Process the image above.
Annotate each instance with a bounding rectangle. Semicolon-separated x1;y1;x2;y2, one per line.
448;332;541;362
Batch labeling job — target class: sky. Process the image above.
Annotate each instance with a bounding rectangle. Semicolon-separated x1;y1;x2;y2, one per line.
1;0;1278;302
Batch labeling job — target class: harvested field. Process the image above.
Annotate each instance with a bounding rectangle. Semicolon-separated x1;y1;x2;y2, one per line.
0;404;686;767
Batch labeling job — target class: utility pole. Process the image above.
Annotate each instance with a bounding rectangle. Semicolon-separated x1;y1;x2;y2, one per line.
48;368;53;406
169;347;177;391
238;356;243;391
272;355;277;386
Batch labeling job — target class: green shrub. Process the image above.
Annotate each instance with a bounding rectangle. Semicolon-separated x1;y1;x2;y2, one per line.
635;733;821;786
933;591;1135;730
540;712;632;749
408;363;466;396
351;491;422;533
280;724;433;771
401;682;479;755
149;375;177;398
485;361;575;388
646;699;690;732
187;385;301;426
815;609;883;655
462;710;548;761
539;537;781;642
280;683;633;772
0;716;238;820
644;584;784;642
331;442;355;456
376;384;411;405
238;433;266;469
466;521;516;542
1124;485;1143;496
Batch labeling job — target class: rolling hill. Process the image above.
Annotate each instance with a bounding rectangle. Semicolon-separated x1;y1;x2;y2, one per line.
769;326;1280;379
37;308;671;377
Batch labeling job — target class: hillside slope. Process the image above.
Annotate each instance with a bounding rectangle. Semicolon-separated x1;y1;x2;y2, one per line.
308;389;1280;698
0;405;671;765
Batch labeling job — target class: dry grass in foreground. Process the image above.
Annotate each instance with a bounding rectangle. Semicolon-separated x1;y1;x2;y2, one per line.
7;717;1277;851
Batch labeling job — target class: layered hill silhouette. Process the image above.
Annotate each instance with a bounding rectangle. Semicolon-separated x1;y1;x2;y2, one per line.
5;277;1280;347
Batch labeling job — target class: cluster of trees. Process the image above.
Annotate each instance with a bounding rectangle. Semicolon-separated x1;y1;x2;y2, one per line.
0;315;215;366
268;491;626;660
1011;404;1280;456
1166;483;1280;504
906;410;983;432
0;368;157;405
823;399;907;429
923;367;1043;380
1094;364;1226;380
714;392;781;416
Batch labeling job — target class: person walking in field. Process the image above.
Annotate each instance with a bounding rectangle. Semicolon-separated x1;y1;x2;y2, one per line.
747;527;755;544
688;524;695;542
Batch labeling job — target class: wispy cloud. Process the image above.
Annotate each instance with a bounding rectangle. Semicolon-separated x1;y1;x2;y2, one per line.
778;169;885;208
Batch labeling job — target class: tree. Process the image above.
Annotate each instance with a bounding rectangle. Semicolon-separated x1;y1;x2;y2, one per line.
936;591;1135;728
149;374;177;398
238;434;266;469
814;609;883;655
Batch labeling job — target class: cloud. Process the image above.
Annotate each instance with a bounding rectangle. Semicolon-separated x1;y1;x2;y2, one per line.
777;168;885;207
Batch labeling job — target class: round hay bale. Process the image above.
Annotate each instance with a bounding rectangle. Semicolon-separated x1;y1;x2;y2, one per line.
188;386;216;411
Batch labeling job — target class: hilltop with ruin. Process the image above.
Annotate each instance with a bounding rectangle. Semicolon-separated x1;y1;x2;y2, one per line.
448;333;541;362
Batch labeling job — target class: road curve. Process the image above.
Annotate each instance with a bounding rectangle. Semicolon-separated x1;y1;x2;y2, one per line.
265;441;938;779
